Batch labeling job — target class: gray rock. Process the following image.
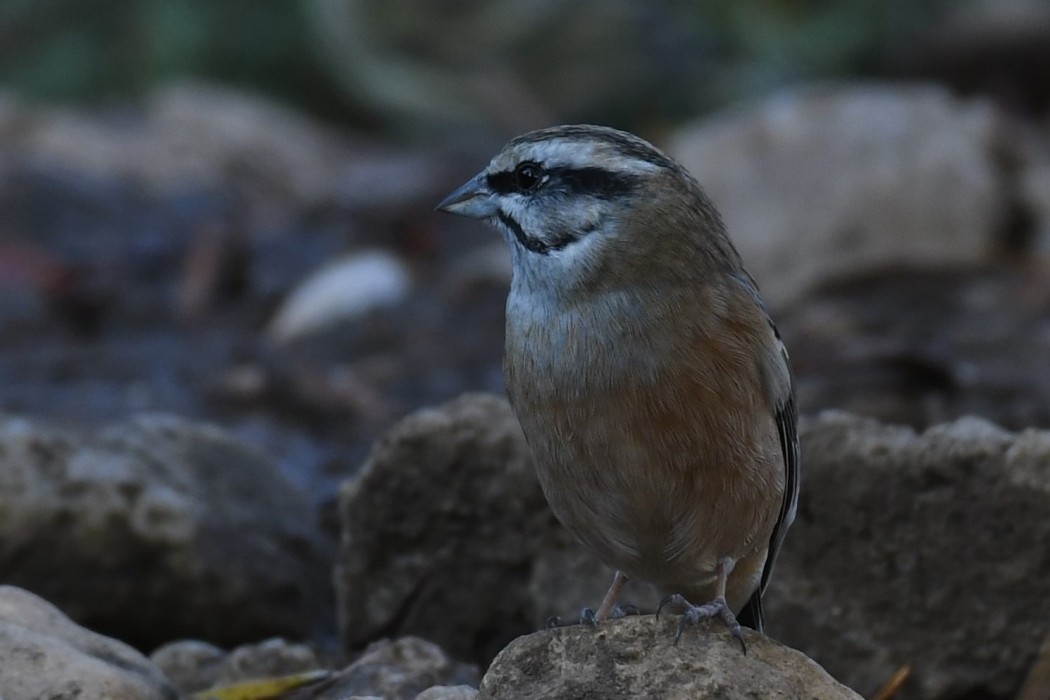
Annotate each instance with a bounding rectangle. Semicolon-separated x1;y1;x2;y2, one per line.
0;413;333;649
16;82;354;207
767;412;1050;699
415;685;478;700
314;637;479;700
335;393;1049;697
334;394;554;663
478;614;861;699
215;637;322;684
669;85;1008;307
334;393;652;663
0;585;177;700
150;639;226;693
152;637;324;695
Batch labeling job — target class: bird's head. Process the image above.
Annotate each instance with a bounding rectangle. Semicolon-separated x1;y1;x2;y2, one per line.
438;125;733;296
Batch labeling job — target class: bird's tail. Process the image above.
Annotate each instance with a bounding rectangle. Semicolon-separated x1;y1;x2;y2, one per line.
737;590;764;633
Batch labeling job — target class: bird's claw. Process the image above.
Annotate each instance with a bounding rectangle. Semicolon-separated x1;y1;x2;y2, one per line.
659;594;747;653
544;603;639;630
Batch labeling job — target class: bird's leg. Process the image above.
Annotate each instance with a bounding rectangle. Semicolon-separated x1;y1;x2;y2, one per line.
593;570;630;622
656;557;747;652
546;570;635;629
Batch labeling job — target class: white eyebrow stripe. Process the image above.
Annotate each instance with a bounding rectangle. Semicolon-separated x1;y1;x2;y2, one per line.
523;140;663;174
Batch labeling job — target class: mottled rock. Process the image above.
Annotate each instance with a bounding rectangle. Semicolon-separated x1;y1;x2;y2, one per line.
314;637;479;700
0;413;334;649
0;586;176;700
478;615;860;699
150;639;226;693
335;393;705;666
17;83;352;206
151;637;323;695
415;685;478;700
216;637;322;684
335;394;554;663
767;412;1050;699
669;85;1008;307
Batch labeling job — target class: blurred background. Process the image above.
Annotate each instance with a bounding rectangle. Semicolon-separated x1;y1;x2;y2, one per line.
1;0;1050;693
2;0;1048;500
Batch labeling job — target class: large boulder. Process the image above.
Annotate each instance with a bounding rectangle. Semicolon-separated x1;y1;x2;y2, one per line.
669;84;1009;307
335;394;554;664
0;413;333;649
336;393;664;666
768;412;1050;699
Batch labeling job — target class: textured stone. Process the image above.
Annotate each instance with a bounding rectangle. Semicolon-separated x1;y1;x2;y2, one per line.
415;685;478;700
315;637;479;700
150;639;226;693
0;413;333;649
669;84;1008;307
0;586;176;700
478;614;860;699
767;412;1050;699
335;394;554;663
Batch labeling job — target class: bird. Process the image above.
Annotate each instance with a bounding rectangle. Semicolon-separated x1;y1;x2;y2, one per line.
436;124;799;645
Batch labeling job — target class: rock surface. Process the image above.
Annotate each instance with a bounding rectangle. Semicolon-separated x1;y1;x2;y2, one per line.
414;685;479;700
335;394;554;663
669;84;1009;307
150;639;227;694
334;393;1050;698
0;585;176;700
311;637;479;700
335;393;657;665
768;412;1050;699
478;615;860;699
152;637;322;694
0;413;334;649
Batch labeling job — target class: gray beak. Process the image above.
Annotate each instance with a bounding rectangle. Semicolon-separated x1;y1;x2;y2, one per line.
436;172;498;218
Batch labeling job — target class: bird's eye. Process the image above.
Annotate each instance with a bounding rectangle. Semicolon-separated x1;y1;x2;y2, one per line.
514;162;543;193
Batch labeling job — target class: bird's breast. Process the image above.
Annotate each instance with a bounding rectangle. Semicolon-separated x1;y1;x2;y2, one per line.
503;287;783;590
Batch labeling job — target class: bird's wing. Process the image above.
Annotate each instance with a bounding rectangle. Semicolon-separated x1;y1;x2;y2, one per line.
730;272;800;632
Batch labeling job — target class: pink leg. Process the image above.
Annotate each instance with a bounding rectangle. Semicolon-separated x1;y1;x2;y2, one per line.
594;570;629;622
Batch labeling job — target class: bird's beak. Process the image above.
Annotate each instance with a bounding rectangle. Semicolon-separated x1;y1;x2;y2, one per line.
436;172;498;218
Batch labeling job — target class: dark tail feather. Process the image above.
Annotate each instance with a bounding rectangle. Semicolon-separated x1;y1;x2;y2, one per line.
737;590;765;633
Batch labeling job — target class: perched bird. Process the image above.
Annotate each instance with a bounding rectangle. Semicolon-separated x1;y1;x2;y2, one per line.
437;125;799;643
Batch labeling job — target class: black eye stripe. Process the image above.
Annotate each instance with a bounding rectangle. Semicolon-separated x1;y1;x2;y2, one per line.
548;167;639;200
486;170;519;195
487;166;640;199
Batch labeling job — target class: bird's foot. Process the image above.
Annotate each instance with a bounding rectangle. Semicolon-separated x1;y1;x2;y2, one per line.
657;593;747;653
544;603;639;629
610;603;640;619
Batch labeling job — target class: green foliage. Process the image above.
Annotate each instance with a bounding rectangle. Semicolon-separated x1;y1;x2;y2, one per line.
0;0;947;121
0;0;339;114
683;0;944;105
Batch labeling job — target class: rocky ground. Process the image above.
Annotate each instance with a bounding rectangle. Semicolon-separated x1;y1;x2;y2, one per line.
1;62;1050;700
